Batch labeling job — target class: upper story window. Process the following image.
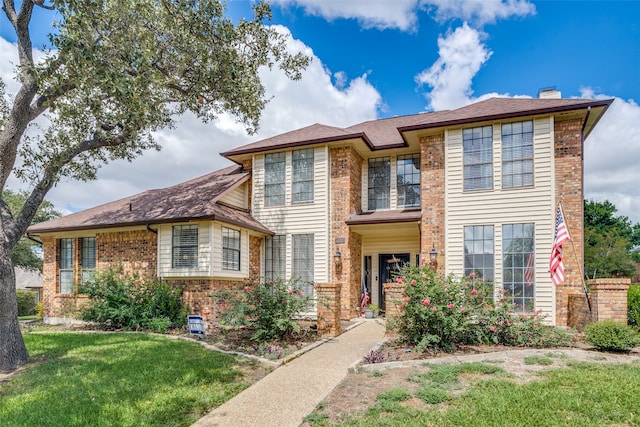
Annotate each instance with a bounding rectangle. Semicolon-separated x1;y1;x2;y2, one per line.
368;157;390;210
222;227;241;271
397;154;421;208
502;120;533;188
463;125;493;191
59;238;74;294
172;224;198;268
292;148;314;203
80;237;96;284
264;152;286;206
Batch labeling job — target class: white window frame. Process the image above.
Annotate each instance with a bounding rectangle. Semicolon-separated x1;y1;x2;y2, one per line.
463;125;493;191
172;224;198;269
222;227;241;271
264;152;286;206
292;148;314;203
502;120;534;188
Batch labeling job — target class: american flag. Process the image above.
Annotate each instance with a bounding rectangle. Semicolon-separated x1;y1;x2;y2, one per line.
549;204;570;286
360;280;370;316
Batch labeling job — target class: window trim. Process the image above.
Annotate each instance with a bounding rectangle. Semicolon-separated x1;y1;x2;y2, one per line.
502;223;535;313
80;237;96;284
396;153;421;208
264;235;286;282
292;234;314;298
264;152;286;207
463;125;494;191
292;148;314;204
367;156;391;211
501;120;534;189
463;225;494;301
222;227;241;271
58;238;74;294
172;224;199;269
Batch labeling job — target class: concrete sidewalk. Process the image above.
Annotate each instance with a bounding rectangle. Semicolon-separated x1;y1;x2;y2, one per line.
191;319;386;427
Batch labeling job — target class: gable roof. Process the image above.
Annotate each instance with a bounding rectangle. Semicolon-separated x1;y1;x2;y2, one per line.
27;165;273;235
222;97;613;160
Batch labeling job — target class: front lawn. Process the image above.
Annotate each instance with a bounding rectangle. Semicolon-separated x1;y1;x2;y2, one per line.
0;332;257;427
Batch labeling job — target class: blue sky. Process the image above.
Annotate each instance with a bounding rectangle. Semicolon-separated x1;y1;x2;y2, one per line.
2;0;640;223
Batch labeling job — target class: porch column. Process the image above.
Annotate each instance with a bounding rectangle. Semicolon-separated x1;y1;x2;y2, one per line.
420;133;445;275
316;282;342;337
330;147;363;320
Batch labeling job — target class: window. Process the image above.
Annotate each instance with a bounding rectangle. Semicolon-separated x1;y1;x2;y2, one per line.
222;227;241;271
503;223;535;313
59;238;74;294
368;157;390;210
264;152;286;206
172;225;198;268
397;154;420;208
502;120;533;188
463;125;493;191
80;237;96;284
293;234;314;297
292;148;314;203
463;225;494;298
265;235;285;281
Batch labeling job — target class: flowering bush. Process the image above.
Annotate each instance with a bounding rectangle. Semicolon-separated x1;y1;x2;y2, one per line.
215;278;314;342
391;264;572;352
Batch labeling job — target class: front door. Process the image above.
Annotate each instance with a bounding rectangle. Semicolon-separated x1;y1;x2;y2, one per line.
378;253;410;311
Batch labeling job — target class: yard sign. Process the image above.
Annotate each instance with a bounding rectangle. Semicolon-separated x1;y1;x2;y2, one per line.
187;315;206;337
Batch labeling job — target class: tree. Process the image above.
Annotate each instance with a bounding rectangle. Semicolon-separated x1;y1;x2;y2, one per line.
0;0;309;372
3;189;60;270
584;200;638;279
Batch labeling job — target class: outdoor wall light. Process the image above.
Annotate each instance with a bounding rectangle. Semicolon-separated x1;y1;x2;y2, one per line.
429;244;438;269
334;249;342;267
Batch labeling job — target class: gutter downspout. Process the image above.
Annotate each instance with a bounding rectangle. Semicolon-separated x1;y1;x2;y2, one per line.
25;234;42;245
146;223;158;234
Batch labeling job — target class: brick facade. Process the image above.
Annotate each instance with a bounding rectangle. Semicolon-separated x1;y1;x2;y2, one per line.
420;133;446;274
553;118;586;326
330;146;363;320
589;278;631;323
316;282;342;336
42;227;261;323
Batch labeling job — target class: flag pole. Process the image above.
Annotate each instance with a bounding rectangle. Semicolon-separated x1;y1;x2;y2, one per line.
559;202;592;313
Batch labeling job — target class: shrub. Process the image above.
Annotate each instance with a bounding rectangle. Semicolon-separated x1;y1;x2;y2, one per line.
584;320;639;351
35;301;44;319
392;264;573;352
628;284;640;327
16;290;37;316
80;267;187;331
215;278;314;342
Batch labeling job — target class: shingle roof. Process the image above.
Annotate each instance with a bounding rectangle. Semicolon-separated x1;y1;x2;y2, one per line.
222;97;612;158
27;165;273;235
398;97;612;131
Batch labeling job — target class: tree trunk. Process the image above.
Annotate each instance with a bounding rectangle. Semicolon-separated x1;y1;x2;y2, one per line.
0;243;29;373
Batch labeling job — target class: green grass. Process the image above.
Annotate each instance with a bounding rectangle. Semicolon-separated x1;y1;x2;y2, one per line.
0;332;252;427
18;315;38;321
523;355;554;366
319;361;640;426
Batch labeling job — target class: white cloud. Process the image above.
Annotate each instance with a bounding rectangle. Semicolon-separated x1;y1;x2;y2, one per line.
271;0;535;31
415;23;492;110
424;0;535;26
582;91;640;224
2;27;382;213
271;0;420;31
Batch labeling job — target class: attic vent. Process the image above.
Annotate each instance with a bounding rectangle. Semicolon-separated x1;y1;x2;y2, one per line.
538;88;561;99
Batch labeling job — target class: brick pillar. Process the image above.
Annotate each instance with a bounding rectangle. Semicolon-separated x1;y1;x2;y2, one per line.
248;235;261;278
41;236;56;318
316;283;342;337
590;278;631;323
420;133;445;274
554;118;585;326
330;147;363;320
383;282;405;333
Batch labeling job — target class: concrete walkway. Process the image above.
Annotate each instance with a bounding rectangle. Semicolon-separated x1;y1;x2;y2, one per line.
191;319;386;427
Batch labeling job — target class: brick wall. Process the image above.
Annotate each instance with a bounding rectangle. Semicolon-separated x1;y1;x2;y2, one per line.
316;282;342;336
167;277;243;324
248;235;261;279
567;293;593;330
420;133;446;273
554;118;585;326
330;146;364;320
97;229;158;277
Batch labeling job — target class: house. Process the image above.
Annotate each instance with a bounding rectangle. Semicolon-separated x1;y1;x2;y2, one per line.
15;266;43;303
27;92;613;328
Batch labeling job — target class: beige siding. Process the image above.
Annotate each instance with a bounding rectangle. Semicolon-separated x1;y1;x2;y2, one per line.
158;221;211;278
252;146;330;283
445;117;556;322
219;182;248;209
